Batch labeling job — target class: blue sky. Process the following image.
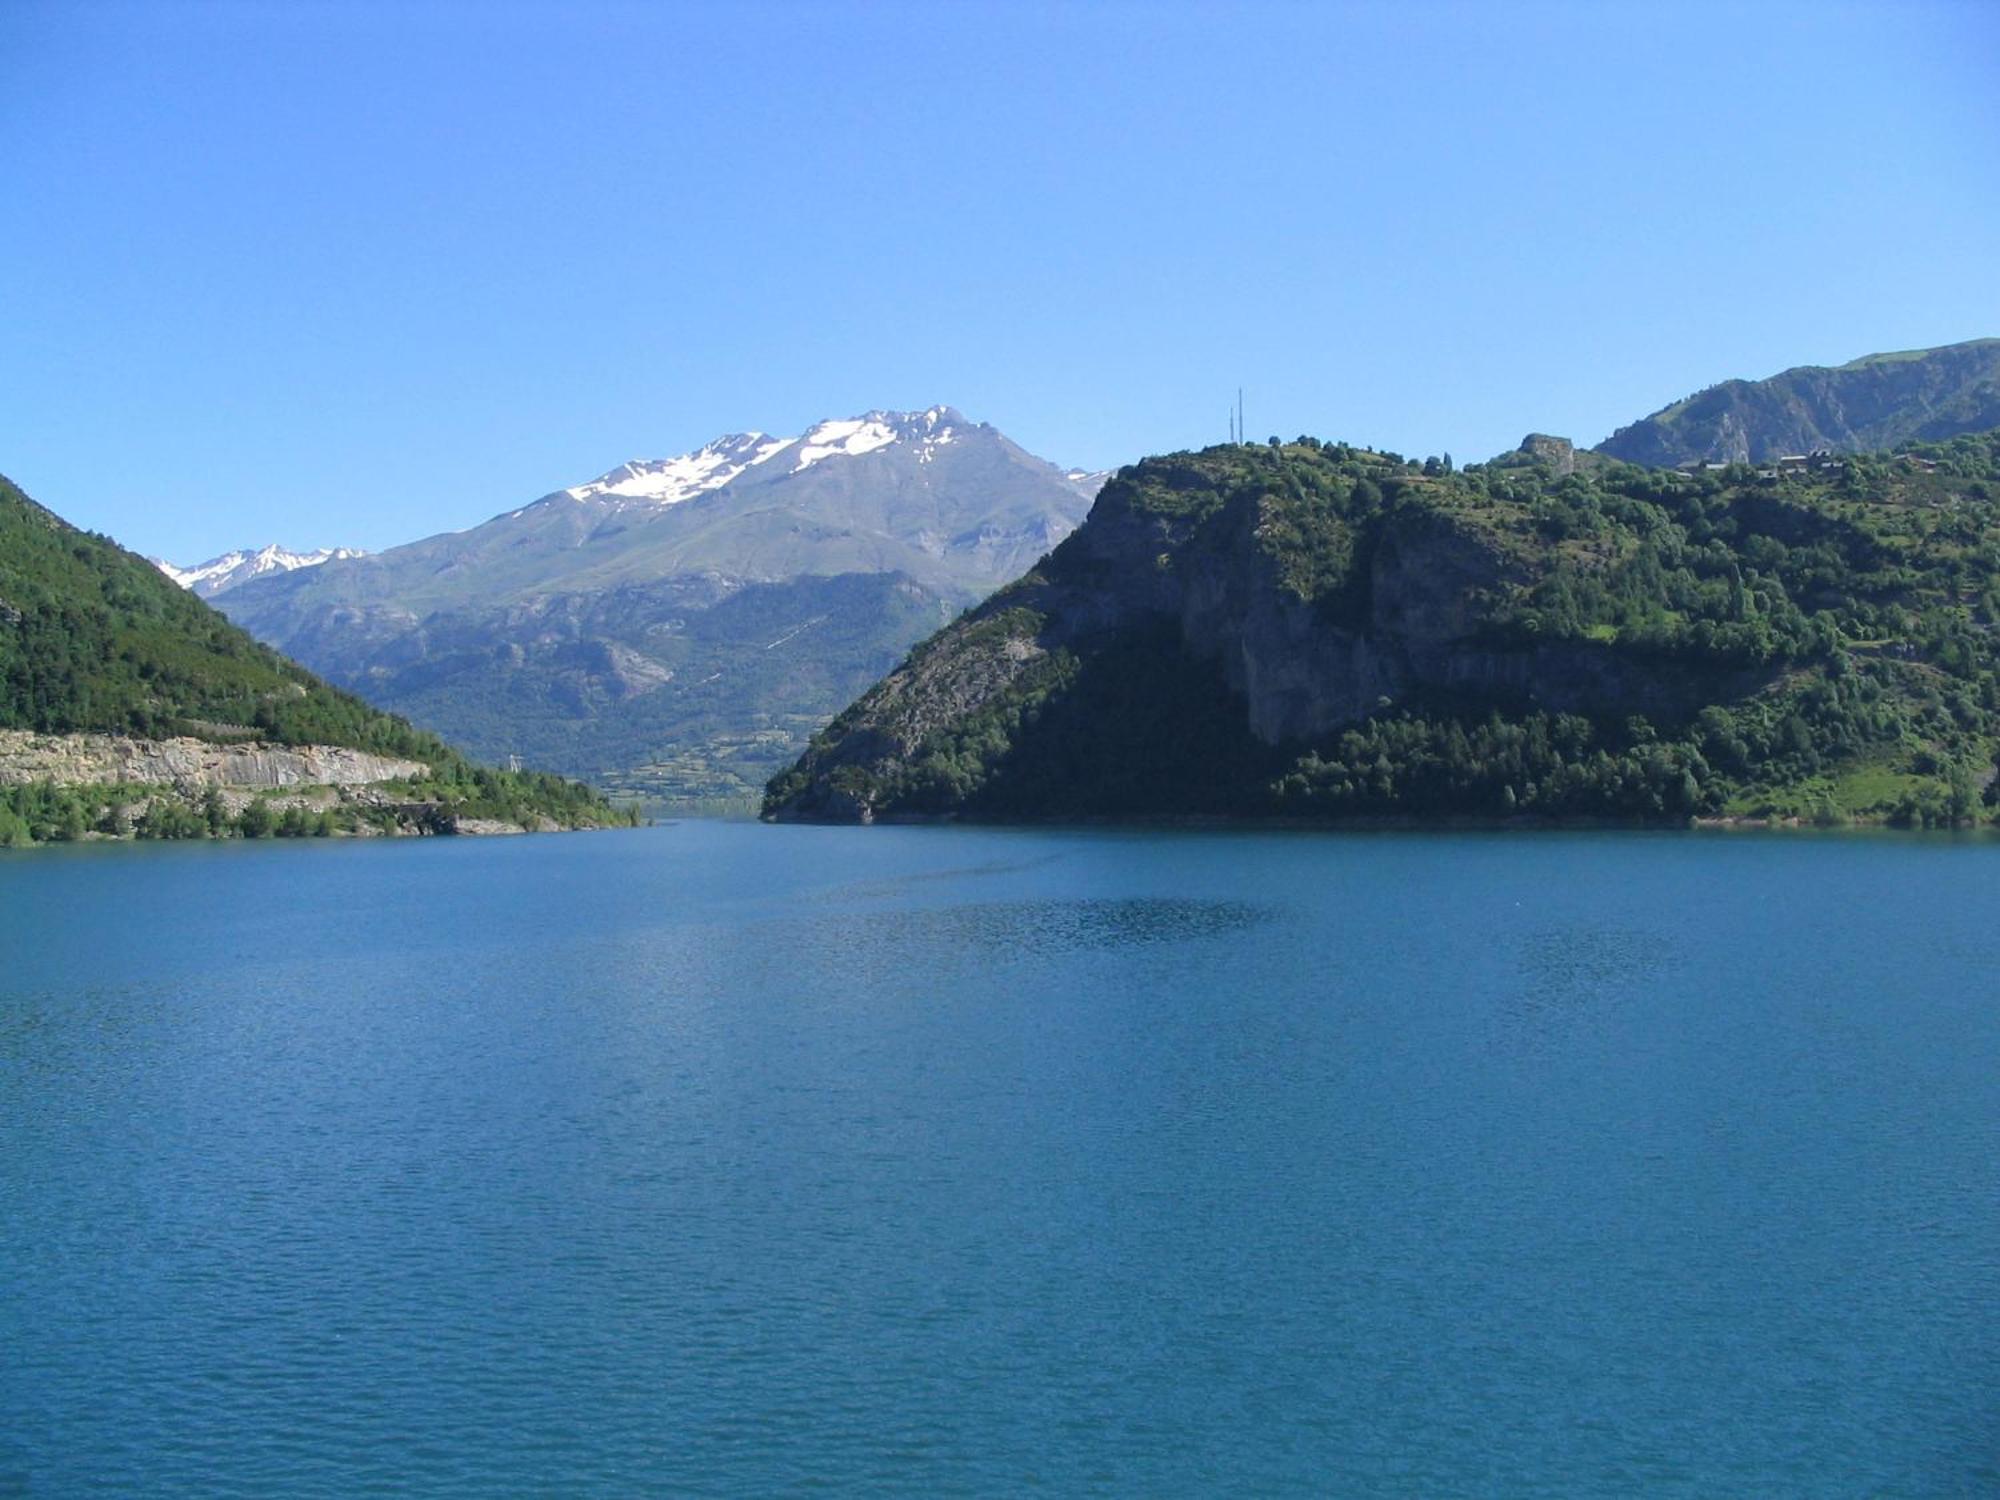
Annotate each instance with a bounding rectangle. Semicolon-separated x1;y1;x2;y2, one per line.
2;0;1995;560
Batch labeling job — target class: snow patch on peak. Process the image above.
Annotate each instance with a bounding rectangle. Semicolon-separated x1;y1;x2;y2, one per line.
556;406;986;499
790;417;899;473
566;431;793;507
790;407;977;472
1063;468;1113;499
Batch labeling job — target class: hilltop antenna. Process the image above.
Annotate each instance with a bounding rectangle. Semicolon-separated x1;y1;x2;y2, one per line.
1238;387;1245;445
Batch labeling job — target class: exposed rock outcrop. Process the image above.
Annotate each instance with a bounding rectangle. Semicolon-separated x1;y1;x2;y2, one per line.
796;460;1711;794
0;731;426;790
1517;434;1577;476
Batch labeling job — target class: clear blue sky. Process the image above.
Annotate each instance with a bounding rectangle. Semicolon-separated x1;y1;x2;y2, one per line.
3;0;1995;561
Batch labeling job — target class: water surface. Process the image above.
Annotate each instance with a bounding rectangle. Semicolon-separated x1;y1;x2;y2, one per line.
2;824;1995;1495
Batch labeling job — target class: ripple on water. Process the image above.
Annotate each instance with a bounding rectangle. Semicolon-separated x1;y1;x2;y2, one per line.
1513;927;1678;1015
4;827;1996;1496
795;896;1271;969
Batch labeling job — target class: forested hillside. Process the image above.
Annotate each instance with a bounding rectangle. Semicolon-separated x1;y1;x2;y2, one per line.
767;430;2000;828
0;473;625;842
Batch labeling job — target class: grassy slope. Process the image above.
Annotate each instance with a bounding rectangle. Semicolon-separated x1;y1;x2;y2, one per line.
1838;339;2000;371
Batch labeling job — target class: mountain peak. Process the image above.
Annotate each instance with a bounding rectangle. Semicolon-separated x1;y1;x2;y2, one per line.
156;544;364;598
561;407;992;505
791;407;962;470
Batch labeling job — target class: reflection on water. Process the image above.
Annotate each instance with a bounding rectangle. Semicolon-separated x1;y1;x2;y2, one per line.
753;896;1273;1000
1514;927;1677;1014
786;897;1272;981
883;896;1269;950
814;852;1071;903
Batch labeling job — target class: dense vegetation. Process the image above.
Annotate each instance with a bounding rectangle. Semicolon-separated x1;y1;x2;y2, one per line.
0;764;621;848
768;428;2000;828
0;473;632;843
3;477;434;755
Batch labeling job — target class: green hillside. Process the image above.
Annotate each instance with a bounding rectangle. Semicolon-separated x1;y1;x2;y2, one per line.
767;431;2000;828
0;473;626;842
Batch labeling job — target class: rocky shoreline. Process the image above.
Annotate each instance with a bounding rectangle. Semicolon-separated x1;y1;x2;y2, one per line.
0;731;570;844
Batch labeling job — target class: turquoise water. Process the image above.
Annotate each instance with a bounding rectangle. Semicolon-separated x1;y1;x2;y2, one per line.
1;823;1995;1496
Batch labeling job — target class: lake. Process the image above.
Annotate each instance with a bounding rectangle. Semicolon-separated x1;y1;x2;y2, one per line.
1;822;1995;1496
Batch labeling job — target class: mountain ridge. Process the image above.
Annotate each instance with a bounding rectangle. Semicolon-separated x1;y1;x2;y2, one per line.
156;544;365;598
1594;338;2000;467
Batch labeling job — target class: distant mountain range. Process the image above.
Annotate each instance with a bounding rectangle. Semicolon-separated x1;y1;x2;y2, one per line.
155;544;365;598
210;407;1105;803
164;342;1999;811
1594;338;2000;466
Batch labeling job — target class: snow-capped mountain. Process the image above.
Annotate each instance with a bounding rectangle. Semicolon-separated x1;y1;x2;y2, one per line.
156;544;365;598
211;406;1115;803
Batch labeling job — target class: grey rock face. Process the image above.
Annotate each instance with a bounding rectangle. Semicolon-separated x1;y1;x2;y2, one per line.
0;732;427;789
1517;434;1577;476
